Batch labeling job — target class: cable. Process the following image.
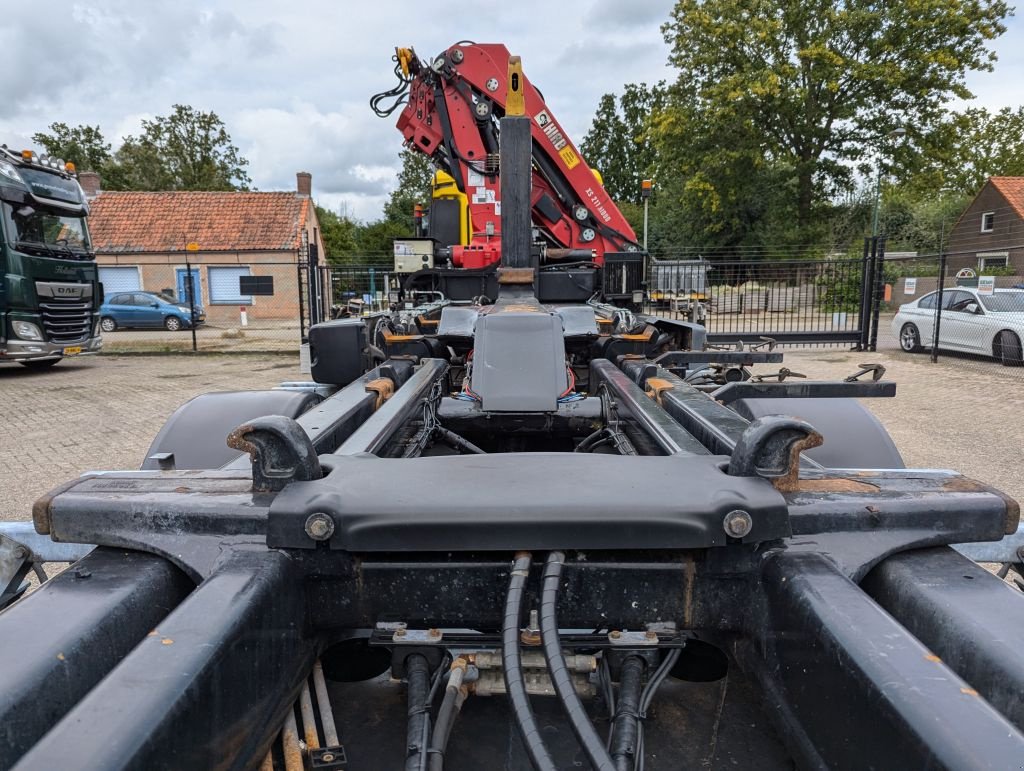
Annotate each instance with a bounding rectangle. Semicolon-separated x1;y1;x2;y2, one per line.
428;661;467;771
405;654;431;771
502;552;557;771
633;647;683;771
608;656;645;771
540;551;616;771
370;59;412;118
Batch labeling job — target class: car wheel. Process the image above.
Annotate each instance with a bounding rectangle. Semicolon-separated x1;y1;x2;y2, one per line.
899;323;923;353
19;358;60;369
100;316;117;333
996;330;1023;367
164;316;183;332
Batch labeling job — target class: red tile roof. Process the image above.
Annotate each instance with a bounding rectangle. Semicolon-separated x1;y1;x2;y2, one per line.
990;177;1024;220
88;191;311;253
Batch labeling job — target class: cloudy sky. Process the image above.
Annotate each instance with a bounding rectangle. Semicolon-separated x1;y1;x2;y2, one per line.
2;0;1021;221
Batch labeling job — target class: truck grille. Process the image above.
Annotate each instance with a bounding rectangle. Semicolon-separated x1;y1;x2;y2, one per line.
39;296;93;343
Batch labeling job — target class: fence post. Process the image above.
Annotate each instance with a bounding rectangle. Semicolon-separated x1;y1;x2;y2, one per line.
296;261;307;342
857;237;872;351
931;229;948;363
868;236;886;352
186;260;197;353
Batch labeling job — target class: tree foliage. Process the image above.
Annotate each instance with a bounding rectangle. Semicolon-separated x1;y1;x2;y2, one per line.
660;0;1010;239
382;148;433;224
315;204;361;265
32;123;112;172
113;105;251;191
580;83;665;203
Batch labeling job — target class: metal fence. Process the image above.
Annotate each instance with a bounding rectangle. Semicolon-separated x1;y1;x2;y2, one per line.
878;253;1024;377
645;256;871;347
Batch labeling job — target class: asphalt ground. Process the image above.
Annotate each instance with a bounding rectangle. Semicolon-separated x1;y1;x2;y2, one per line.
0;348;1021;524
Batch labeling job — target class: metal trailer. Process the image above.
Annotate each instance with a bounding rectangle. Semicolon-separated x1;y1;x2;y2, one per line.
2;58;1024;771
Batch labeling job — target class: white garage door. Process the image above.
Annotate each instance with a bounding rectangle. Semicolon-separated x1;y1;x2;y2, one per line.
208;266;252;304
98;267;141;295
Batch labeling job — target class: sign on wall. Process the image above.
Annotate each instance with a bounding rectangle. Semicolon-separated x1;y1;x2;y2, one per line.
977;276;996;296
903;277;917;295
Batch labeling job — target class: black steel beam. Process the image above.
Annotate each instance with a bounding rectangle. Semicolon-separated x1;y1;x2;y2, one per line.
712;379;896;405
438;396;602;435
223;360;415;470
862;546;1024;732
13;549;317;771
654;350;783;368
706;331;862;345
335;359;448;456
756;552;1024;768
590;359;709;455
618;359;752;456
499;114;532;269
0;548;193;768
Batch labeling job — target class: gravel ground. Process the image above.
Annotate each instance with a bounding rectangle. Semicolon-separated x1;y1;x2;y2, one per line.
0;348;1021;523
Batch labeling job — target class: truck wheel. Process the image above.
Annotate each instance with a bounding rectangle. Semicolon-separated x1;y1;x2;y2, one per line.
996;330;1023;366
19;359;60;369
164;316;182;332
100;316;117;332
899;323;923;353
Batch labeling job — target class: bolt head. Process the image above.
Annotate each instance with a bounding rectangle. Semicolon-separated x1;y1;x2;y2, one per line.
486;77;499;92
644;630;658;641
451;48;464;63
322;753;335;762
304;513;335;541
12;546;28;559
395;628;407;637
610;630;622;639
723;509;753;538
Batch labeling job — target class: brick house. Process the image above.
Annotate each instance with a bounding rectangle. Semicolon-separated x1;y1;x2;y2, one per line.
945;177;1024;274
82;172;328;324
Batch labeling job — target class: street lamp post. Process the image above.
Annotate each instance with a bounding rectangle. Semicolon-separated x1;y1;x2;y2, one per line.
871;127;907;237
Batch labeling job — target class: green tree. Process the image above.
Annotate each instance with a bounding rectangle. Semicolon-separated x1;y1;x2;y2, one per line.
113;105;251;191
31;123;112;172
315;204;361;265
661;0;1009;239
581;83;665;203
382;148;433;225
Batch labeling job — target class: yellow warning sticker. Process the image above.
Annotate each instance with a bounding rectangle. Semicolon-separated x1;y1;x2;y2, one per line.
559;145;581;170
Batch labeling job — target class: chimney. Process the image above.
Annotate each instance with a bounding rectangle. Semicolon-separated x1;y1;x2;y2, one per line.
296;171;312;198
79;171;101;199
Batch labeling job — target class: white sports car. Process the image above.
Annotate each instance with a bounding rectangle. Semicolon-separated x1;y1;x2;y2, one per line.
891;287;1024;366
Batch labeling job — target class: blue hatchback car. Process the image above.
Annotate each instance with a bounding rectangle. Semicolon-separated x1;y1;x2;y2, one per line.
99;291;206;332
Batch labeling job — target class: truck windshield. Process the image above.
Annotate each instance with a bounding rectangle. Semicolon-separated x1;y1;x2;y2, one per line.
1;202;91;256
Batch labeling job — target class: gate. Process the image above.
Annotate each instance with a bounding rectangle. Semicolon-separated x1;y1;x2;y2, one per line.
646;238;887;348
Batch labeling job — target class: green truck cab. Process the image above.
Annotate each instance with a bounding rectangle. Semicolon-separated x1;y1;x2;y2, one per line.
0;145;101;368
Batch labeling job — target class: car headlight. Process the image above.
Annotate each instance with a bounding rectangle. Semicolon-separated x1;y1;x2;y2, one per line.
0;159;24;183
177;306;191;314
13;320;43;341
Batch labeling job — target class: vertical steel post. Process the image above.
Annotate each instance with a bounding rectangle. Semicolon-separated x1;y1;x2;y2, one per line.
297;261;307;342
499;56;532;274
857;238;873;351
869;236;886;352
186;260;197;353
931;219;948;363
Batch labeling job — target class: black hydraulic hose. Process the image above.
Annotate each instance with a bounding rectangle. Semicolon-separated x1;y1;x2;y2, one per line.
502;552;557;771
405;654;431;771
609;656;645;771
428;663;468;771
435;427;486;455
540;551;616;771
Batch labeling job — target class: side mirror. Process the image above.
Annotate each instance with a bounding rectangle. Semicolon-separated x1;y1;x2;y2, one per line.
966;302;981;314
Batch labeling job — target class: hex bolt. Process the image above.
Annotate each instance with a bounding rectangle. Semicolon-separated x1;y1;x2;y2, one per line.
395;628;407;638
644;630;658;641
304;513;335;542
723;509;754;538
427;628;441;639
12;546;28;560
609;630;622;640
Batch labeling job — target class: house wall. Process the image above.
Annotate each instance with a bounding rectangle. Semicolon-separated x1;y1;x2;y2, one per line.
96;251;311;323
945;184;1024;273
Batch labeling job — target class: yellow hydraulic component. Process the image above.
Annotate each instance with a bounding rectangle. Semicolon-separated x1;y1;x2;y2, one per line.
591;168;604;186
432;170;471;245
395;47;414;77
506;55;525;116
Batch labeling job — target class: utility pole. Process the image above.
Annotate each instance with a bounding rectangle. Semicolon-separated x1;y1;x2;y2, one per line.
641;179;653;250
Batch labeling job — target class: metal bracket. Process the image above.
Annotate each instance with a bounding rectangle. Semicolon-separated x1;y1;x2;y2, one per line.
750;368;806;383
364;377;395;411
644;377;673;405
727;415;823;492
309;746;348;769
845;363;886;382
226;415;322;493
0;531;31;609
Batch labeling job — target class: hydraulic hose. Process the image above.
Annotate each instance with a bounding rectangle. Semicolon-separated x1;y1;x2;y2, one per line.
428;660;468;771
502;552;557;771
405;654;431;771
540;551;616;771
609;656;645;771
